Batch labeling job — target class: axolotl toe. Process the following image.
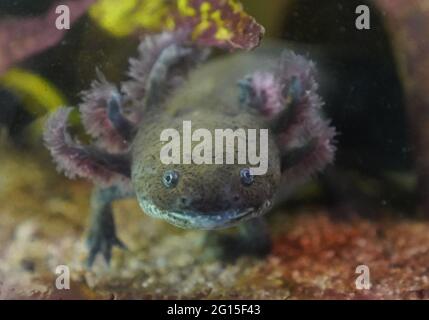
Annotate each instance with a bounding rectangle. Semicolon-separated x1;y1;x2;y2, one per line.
44;32;336;266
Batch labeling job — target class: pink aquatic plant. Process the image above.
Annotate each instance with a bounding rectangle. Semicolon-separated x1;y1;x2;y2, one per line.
0;0;97;75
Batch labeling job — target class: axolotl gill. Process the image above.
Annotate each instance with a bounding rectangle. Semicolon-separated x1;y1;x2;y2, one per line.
44;31;336;266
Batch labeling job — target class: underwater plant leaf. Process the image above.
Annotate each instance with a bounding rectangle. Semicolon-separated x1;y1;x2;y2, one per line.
0;0;96;75
89;0;264;50
176;0;265;50
0;68;67;116
89;0;172;37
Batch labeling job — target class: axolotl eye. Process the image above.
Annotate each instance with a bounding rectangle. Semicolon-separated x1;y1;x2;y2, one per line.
240;168;254;186
162;170;179;188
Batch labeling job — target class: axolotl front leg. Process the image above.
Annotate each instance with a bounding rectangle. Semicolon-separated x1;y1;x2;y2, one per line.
86;185;134;266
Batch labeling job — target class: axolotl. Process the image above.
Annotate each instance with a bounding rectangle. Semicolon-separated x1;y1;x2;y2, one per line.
44;31;336;266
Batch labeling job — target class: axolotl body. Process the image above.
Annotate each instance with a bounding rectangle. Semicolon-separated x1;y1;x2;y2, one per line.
44;32;336;266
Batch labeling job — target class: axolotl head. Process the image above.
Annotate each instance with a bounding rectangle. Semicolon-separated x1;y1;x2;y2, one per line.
131;110;281;229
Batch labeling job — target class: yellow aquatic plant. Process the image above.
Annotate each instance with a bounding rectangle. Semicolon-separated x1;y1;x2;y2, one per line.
88;0;264;50
0;68;82;137
89;0;174;37
0;68;66;116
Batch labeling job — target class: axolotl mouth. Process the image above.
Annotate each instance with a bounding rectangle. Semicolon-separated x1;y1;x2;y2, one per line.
137;197;273;229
